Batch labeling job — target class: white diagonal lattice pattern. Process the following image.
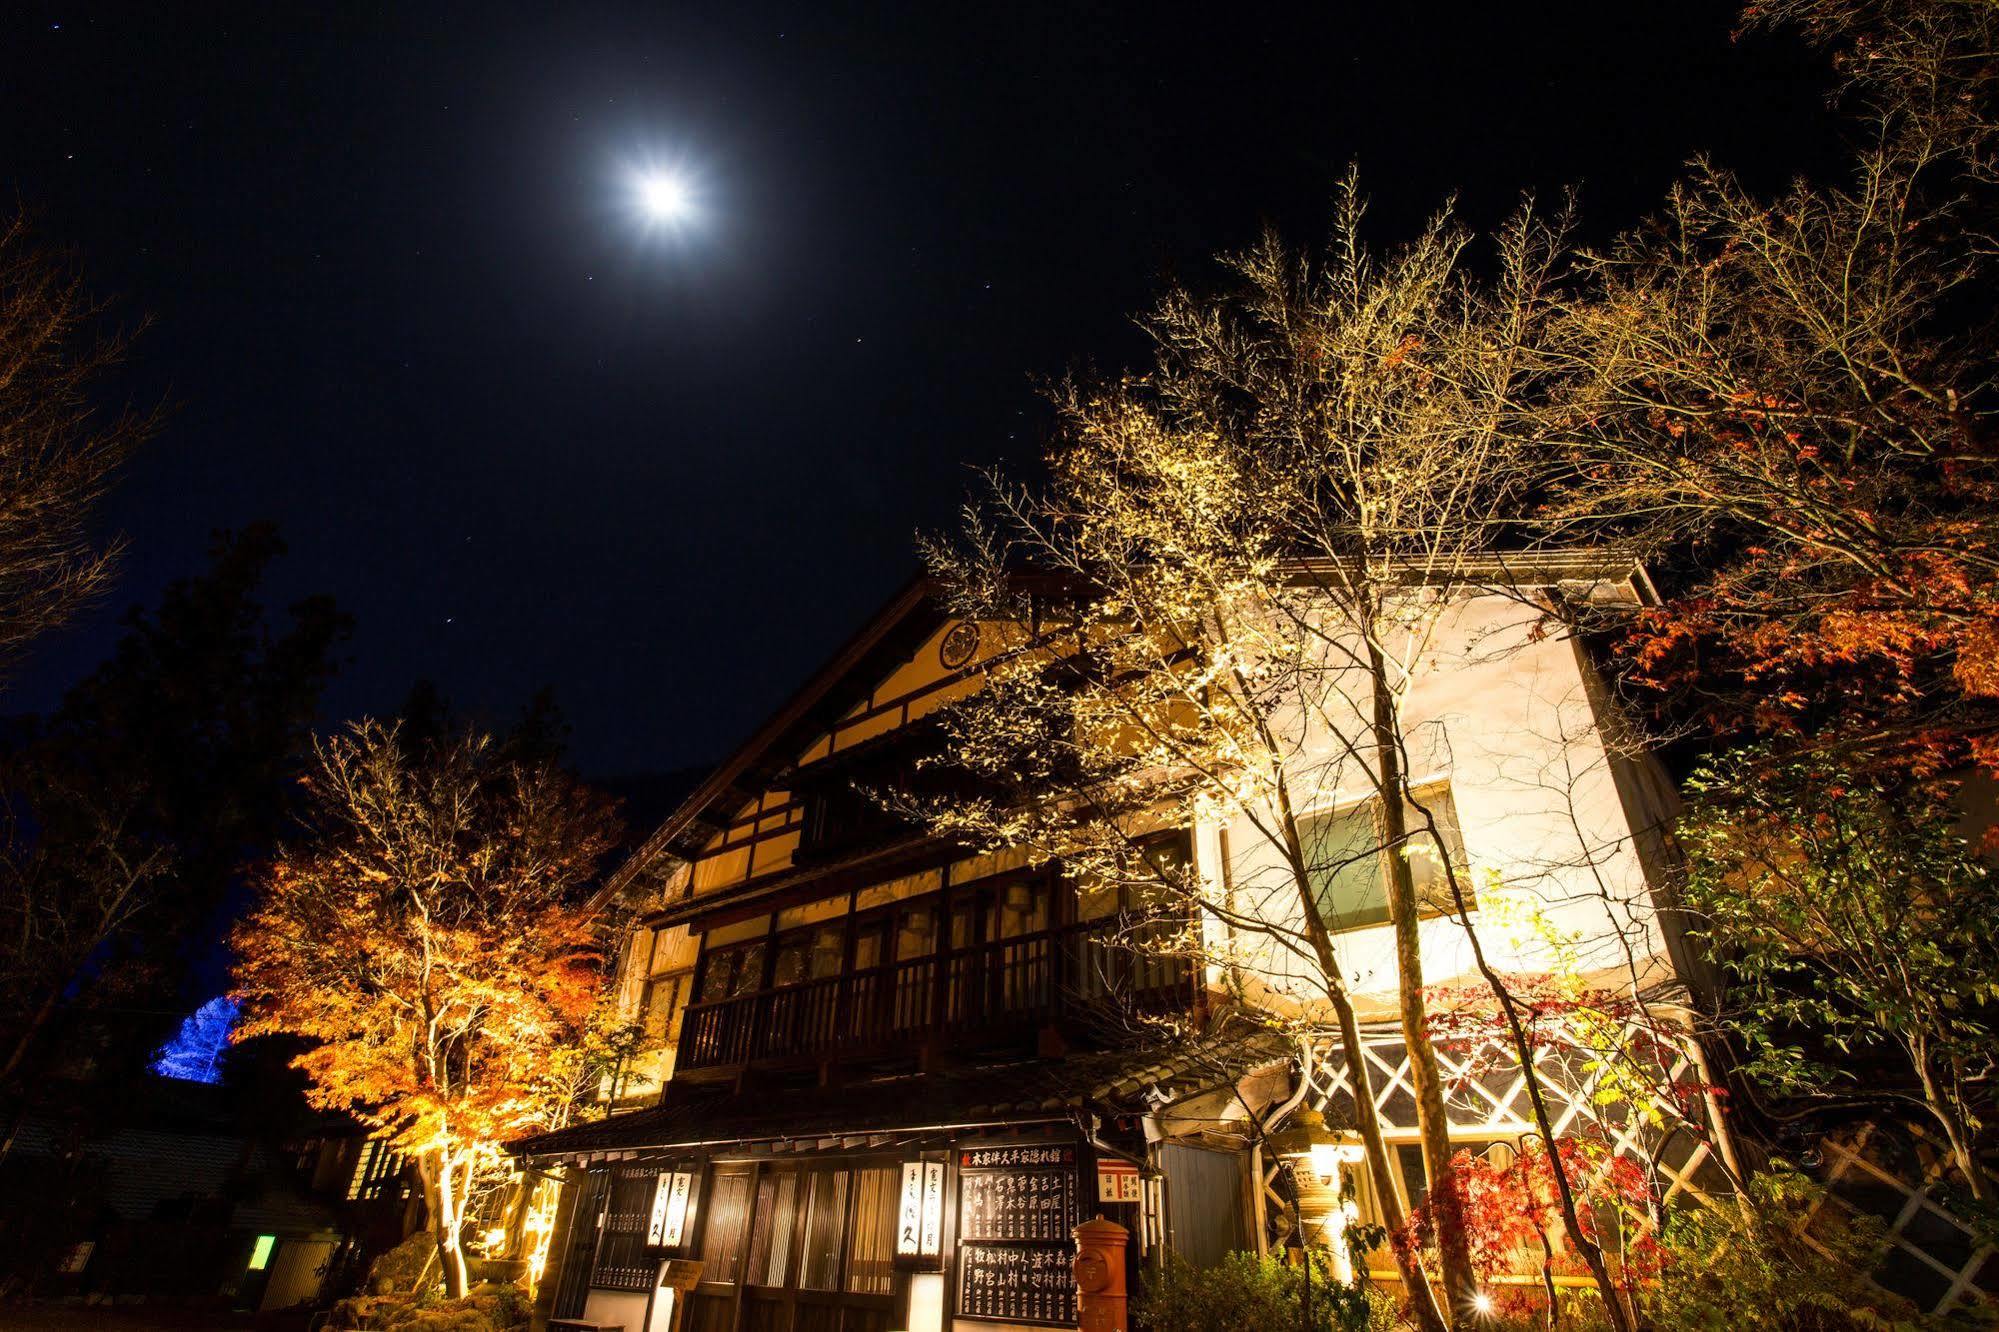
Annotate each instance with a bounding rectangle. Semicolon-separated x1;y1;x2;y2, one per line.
1292;1025;1994;1316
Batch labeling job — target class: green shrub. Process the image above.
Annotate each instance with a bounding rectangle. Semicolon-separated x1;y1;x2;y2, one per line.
1640;1166;1932;1332
1137;1250;1393;1332
328;1282;531;1332
366;1233;443;1296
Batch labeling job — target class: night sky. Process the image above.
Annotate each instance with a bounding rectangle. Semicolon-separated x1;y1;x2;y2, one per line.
1;2;1836;779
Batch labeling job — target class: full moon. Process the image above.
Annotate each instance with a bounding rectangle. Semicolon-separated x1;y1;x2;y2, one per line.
637;172;692;222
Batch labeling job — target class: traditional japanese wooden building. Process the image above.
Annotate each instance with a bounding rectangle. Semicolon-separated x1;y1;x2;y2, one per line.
514;561;1721;1332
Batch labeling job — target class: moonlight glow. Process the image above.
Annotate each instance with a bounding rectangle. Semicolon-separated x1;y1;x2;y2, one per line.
636;171;693;223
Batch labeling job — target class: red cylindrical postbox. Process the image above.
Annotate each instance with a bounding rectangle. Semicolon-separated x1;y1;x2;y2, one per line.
1072;1218;1129;1332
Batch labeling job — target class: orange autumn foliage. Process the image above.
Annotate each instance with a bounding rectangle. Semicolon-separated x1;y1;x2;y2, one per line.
231;719;620;1297
1545;0;1999;781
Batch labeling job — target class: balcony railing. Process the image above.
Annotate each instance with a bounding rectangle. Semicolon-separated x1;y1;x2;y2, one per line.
677;917;1193;1073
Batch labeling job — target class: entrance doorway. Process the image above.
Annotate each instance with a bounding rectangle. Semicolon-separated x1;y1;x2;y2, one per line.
684;1160;901;1332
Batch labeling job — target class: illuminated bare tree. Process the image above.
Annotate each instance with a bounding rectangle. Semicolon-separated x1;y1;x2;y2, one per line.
1516;0;1999;1241
1539;0;1999;777
911;179;1648;1330
0;217;154;676
0;771;170;1088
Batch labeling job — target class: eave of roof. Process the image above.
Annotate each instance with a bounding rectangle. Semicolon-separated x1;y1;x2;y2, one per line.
510;1033;1288;1160
650;830;947;930
590;573;947;912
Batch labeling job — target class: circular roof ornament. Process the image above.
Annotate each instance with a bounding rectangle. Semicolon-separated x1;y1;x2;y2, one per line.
939;621;981;670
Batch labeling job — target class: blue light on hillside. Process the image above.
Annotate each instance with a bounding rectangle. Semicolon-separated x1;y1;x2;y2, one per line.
152;996;239;1083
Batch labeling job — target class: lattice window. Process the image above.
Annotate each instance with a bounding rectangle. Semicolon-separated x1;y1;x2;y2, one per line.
1300;1023;1731;1218
345;1139;404;1201
1283;1025;1993;1318
590;1167;661;1292
1803;1123;1997;1316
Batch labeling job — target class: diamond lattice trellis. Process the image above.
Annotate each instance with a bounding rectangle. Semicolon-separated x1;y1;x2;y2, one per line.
1801;1120;1998;1315
1288;1024;1994;1317
1298;1022;1734;1216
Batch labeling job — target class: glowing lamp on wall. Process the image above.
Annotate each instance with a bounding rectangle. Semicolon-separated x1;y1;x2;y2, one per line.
648;1170;695;1248
896;1159;946;1267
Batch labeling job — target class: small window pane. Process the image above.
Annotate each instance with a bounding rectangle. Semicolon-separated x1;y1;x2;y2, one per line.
1403;789;1470;914
698;952;735;1003
651;927;699;976
1396;1144;1429;1207
640;976;679;1045
630;931;658;984
1301;787;1472;930
773;936;811;988
809;925;844;979
895;906;937;959
1301;805;1388;929
731;943;766;996
990;880;1049;938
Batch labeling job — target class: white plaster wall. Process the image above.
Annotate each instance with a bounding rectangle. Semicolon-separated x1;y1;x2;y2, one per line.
907;1271;946;1331
1205;590;1674;1011
582;1287;652;1331
647;1288;684;1332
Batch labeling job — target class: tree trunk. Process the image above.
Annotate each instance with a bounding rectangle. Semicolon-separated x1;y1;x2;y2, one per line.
1415;797;1640;1332
1276;776;1449;1332
422;1150;471;1299
1366;638;1478;1326
1326;985;1451;1332
501;1170;532;1263
1471;970;1637;1332
0;986;67;1091
1917;1053;1993;1203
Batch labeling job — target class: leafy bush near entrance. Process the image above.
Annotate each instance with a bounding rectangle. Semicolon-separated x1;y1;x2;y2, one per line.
1636;1167;1933;1332
1137;1167;1958;1332
1137;1251;1394;1332
365;1234;444;1296
1419;1165;1949;1332
327;1282;530;1332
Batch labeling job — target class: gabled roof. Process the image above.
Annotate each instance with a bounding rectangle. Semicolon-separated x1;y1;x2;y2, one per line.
597;550;1654;913
594;574;949;907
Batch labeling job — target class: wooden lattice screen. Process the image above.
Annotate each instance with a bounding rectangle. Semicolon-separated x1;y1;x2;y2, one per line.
1803;1121;1996;1314
1290;1026;1996;1318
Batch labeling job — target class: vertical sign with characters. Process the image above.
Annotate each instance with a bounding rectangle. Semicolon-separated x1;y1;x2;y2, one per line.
897;1157;947;1266
898;1162;926;1257
647;1169;694;1248
920;1161;945;1257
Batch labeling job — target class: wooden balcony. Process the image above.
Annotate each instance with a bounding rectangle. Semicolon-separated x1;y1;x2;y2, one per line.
677;918;1194;1074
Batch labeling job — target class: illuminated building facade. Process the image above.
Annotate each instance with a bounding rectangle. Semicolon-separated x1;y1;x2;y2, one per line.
514;561;1722;1331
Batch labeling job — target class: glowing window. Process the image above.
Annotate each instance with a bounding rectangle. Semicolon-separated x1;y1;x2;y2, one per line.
248;1235;277;1271
1299;786;1470;931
